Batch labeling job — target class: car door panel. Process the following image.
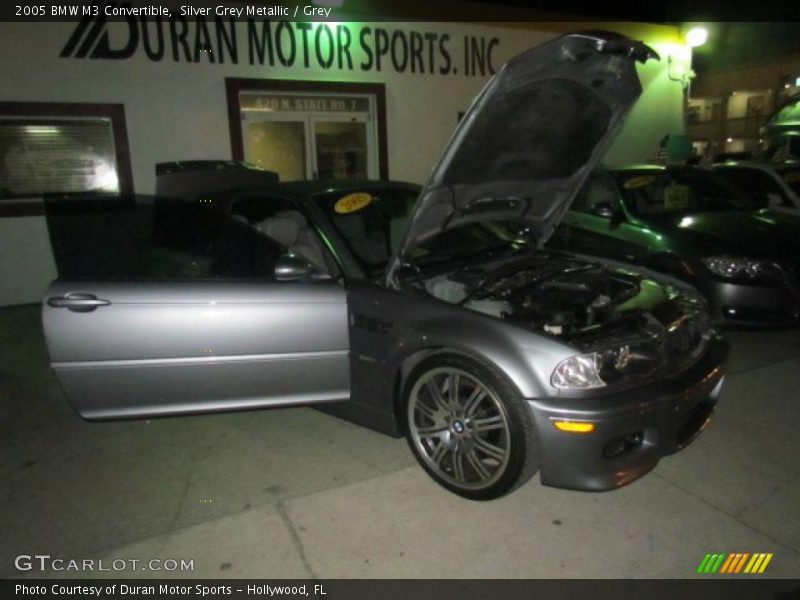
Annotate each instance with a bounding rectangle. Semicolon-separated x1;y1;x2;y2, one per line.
44;280;349;419
43;190;351;419
556;214;648;264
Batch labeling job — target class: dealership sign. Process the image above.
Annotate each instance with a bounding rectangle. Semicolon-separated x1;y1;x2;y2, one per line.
60;16;500;76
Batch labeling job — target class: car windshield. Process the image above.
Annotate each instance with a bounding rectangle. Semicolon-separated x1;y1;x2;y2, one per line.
316;186;525;276
616;169;760;219
316;186;419;277
713;166;792;209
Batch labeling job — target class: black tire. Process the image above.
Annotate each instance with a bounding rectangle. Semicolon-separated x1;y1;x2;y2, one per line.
401;354;539;500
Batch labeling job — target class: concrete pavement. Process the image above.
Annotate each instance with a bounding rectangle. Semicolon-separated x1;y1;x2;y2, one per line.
1;305;798;579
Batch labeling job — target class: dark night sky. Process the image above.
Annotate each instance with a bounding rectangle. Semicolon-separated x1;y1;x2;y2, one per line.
690;23;800;72
461;1;800;72
472;0;795;23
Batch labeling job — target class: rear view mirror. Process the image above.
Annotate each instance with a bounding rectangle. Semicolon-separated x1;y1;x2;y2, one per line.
274;254;330;282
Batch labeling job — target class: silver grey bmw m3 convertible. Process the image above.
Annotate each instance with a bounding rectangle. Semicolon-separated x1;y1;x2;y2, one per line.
42;32;727;499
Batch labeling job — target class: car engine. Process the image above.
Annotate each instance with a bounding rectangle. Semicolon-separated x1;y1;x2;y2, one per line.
416;251;715;383
422;253;655;337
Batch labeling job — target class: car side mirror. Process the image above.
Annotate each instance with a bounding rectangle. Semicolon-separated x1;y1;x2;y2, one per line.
589;202;616;219
274;254;330;282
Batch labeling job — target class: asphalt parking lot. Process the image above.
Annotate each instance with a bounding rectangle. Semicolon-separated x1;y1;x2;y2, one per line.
1;304;799;579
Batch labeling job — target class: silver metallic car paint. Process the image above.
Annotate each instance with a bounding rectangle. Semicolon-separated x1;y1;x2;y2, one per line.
526;344;726;490
345;278;575;423
53;351;349;419
346;247;703;425
43;280;349;418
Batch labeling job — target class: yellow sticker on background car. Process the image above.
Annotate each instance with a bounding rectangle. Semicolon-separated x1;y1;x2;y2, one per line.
624;175;656;189
335;192;373;214
664;183;690;211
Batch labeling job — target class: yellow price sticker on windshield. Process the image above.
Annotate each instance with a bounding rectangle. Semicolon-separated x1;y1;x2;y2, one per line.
664;184;690;211
334;192;373;214
624;175;656;190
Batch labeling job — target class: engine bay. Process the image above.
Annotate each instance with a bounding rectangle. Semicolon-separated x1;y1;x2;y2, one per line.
421;253;650;337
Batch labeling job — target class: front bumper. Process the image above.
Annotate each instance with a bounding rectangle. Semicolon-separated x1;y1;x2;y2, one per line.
526;336;728;491
705;279;800;327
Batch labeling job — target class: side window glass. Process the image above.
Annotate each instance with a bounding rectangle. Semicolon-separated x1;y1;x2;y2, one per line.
230;195;338;276
716;169;789;208
45;194;327;282
148;198;223;278
45;195;222;281
207;210;284;279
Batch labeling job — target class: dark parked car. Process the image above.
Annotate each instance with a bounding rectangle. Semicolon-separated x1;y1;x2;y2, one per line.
761;92;800;162
548;165;800;326
41;32;726;500
713;160;800;213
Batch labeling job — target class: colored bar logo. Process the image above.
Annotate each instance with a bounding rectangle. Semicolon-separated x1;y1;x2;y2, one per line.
697;552;773;574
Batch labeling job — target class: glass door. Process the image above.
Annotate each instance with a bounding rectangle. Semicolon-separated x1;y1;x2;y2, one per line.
242;114;309;181
240;92;378;182
310;115;372;180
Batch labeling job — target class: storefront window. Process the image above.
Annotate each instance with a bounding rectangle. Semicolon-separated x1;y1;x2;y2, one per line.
0;102;133;212
0;119;118;198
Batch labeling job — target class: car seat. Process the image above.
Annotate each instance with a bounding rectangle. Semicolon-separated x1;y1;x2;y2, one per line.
255;210;331;273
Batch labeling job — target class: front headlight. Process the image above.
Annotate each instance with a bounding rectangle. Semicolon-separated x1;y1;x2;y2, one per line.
701;256;765;280
551;353;606;389
552;343;662;390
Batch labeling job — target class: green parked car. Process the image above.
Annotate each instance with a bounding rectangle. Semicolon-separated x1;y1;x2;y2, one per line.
547;165;800;326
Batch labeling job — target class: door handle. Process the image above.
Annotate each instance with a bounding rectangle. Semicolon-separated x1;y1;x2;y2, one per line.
47;293;111;312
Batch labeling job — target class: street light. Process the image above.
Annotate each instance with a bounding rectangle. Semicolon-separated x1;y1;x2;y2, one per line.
685;27;709;48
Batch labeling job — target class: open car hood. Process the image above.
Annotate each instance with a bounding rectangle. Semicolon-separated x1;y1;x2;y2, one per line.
388;31;657;280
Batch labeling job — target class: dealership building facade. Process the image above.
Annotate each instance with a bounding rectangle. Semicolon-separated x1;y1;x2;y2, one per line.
0;14;690;306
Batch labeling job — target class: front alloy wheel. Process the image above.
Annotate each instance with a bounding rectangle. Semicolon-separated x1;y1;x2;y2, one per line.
404;355;538;500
